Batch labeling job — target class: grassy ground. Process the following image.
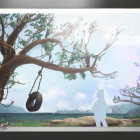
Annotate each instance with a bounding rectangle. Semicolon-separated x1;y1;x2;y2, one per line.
0;119;46;127
126;115;140;126
127;119;140;126
1;116;140;127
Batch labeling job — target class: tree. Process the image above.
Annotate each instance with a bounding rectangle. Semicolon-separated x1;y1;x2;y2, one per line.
113;63;140;105
0;13;120;111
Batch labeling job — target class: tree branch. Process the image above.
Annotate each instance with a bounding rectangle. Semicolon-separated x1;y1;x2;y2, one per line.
30;14;41;22
6;14;41;46
0;40;14;50
19;38;60;55
59;42;74;55
14;55;89;74
82;31;90;67
91;29;120;69
0;101;14;107
120;89;140;98
9;80;25;85
114;99;140;105
90;70;117;78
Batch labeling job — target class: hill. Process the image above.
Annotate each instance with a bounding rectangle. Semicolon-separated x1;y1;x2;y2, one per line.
0;104;26;113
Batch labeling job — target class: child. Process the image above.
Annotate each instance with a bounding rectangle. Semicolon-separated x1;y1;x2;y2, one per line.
93;89;108;127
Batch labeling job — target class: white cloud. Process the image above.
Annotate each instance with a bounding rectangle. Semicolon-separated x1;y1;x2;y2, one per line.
104;90;114;105
98;82;105;89
107;84;116;89
123;64;140;87
117;34;140;46
113;44;140;65
78;104;92;111
56;100;74;110
74;92;87;102
43;87;67;101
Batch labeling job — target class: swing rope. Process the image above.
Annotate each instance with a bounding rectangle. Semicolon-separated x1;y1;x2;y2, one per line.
28;56;51;96
26;55;52;112
28;67;43;95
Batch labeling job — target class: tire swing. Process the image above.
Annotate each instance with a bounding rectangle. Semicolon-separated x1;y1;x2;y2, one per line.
26;67;44;112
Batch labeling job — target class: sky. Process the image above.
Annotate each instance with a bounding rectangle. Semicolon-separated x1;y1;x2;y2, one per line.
0;10;140;113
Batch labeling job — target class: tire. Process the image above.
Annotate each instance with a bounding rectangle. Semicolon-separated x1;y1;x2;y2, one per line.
26;92;43;112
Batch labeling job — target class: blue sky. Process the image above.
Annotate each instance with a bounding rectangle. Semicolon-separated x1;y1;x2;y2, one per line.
0;11;140;112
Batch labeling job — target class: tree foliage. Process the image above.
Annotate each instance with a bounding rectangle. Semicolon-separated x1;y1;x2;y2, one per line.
113;63;140;105
0;13;120;108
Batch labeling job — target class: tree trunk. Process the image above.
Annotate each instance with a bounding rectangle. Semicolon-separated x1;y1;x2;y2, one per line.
0;55;18;102
0;63;15;102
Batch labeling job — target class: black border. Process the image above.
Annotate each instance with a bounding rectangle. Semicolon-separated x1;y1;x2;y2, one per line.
0;0;140;8
0;132;140;140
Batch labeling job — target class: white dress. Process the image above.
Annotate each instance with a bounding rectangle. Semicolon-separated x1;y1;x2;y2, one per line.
93;99;107;121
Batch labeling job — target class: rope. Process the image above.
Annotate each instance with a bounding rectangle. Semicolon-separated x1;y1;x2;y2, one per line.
28;59;51;96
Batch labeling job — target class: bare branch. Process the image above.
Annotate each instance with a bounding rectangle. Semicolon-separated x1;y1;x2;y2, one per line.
9;80;25;85
54;18;82;40
59;42;74;55
67;41;85;55
0;101;14;107
90;70;117;78
91;29;121;69
82;31;90;67
98;29;121;57
120;89;140;98
115;85;140;105
114;99;140;106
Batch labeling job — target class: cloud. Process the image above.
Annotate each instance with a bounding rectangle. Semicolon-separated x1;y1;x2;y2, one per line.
123;64;140;87
78;104;92;111
56;100;74;110
107;84;116;89
104;90;114;105
113;44;140;65
43;87;67;101
74;92;87;102
98;82;105;89
117;34;140;46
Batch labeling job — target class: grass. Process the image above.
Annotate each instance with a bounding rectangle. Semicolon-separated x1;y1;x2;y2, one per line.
127;114;140;119
127;118;140;127
0;120;47;127
1;115;140;127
